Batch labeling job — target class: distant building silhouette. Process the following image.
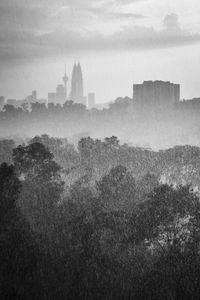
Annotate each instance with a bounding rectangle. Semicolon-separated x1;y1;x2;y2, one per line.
48;92;56;104
48;68;68;104
32;90;37;100
70;62;86;105
133;81;180;114
0;96;5;110
26;90;37;103
56;84;66;103
7;99;17;107
88;93;96;109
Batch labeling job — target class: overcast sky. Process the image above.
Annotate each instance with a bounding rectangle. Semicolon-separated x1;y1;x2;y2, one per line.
0;0;200;102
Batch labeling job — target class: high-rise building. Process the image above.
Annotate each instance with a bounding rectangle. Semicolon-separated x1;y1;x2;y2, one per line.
56;84;66;103
32;90;37;101
88;93;96;109
26;90;37;103
48;93;56;103
133;81;180;114
48;68;68;104
0;96;5;110
70;62;85;105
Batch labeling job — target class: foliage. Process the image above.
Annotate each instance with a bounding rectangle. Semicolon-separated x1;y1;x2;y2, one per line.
0;163;40;300
1;137;200;299
13;142;64;252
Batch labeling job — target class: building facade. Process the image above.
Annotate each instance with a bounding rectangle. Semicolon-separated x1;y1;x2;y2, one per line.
0;96;5;110
133;81;180;114
48;84;66;104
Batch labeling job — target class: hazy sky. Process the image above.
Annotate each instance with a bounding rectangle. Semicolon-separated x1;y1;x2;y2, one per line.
0;0;200;103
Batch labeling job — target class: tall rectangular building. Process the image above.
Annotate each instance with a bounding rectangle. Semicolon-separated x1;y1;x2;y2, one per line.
0;96;5;110
88;93;95;109
48;93;56;103
56;84;66;104
133;81;180;113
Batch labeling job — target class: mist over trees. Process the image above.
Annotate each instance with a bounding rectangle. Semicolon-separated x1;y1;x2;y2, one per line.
0;97;200;149
1;135;200;299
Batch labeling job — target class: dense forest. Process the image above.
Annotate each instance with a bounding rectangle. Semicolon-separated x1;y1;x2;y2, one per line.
1;134;200;299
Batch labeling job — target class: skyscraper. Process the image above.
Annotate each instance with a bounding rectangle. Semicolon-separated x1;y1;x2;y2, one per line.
133;81;180;114
0;96;5;110
56;84;66;103
70;62;85;105
48;68;68;104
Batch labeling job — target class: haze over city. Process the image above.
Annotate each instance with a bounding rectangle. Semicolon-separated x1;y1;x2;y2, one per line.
1;0;200;102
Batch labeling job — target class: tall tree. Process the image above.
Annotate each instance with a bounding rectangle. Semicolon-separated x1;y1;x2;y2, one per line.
0;163;39;300
13;143;64;252
97;165;136;212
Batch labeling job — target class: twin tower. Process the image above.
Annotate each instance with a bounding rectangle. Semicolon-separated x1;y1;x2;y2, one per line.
48;62;95;107
63;62;85;105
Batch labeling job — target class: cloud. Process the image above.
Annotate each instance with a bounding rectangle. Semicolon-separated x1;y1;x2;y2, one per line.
0;0;146;60
116;0;147;4
0;0;199;65
106;14;200;50
18;14;200;51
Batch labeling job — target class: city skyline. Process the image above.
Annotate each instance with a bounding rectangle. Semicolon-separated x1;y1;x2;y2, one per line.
2;61;98;109
2;69;199;107
0;59;199;105
0;0;200;102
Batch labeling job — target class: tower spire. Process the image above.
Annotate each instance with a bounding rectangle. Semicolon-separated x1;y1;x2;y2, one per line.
62;64;68;101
